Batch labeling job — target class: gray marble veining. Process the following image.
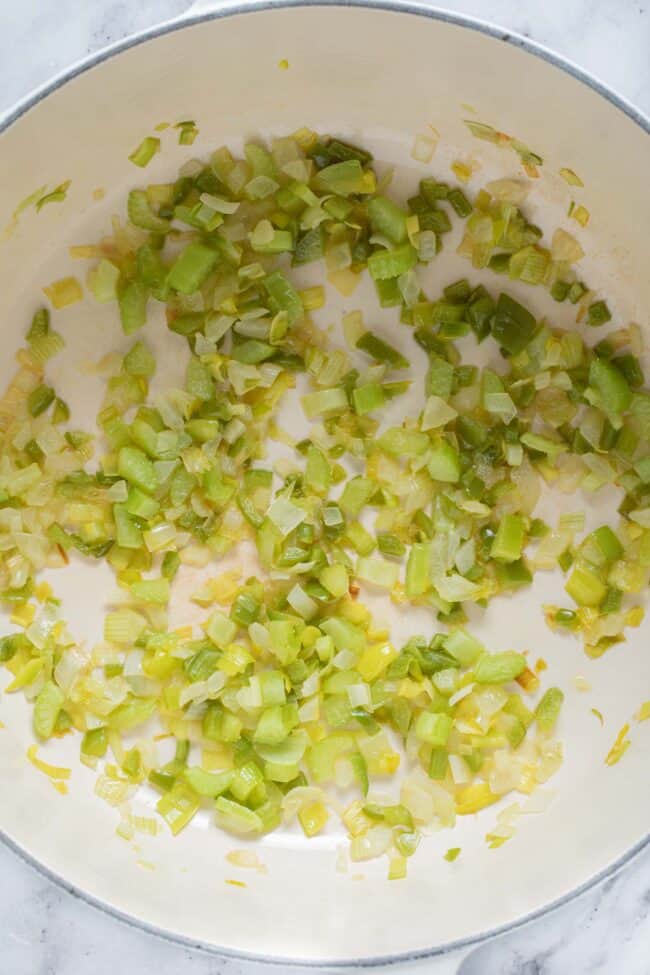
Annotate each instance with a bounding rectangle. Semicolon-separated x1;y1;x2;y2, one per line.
0;2;649;973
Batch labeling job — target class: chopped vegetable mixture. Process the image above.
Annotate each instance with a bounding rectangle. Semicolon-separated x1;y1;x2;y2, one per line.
0;128;648;874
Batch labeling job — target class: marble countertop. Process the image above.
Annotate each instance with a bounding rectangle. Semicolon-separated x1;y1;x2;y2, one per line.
0;2;649;973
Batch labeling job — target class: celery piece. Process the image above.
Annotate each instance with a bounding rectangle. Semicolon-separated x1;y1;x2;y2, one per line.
254;705;294;745
377;533;406;558
405;542;430;598
368;196;408;244
306;733;354;783
356;556;399;589
315;159;368;195
427;356;454;399
415;711;452;746
251;227;293;254
356;332;408;369
118;446;158;494
33;680;65;739
339;477;375;517
264;271;303;326
118;279;148;334
614;355;643;390
109;697;156;731
447;188;472;217
589;526;623;563
185;356;213;401
565;565;606;607
231;340;274;364
305;445;330;496
586;300;611;327
88;259;121;304
535;687;564;731
474;651;526;683
167;242;218;294
161;551;180;581
492;293;537;354
427;440;461;483
495;560;532;590
130;578;170;604
367;244;417;281
589;358;632;413
378;428;429;457
230;591;261;626
302;387;348;419
127;190;170;232
490;515;525;563
28;384;55;417
81;727;108;758
319;563;349;598
184;767;233;797
113;504;143;549
429;748;448;780
353;382;386;415
27;307;50;343
375;277;402;307
345;522;376;556
445;629;483;667
123;341;155;378
214;796;263;834
293;226;325;266
129;137;160;167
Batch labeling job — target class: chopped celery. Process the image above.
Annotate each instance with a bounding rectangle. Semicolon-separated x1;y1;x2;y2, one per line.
118;447;158;494
353;382;386;415
474;652;526;683
490;515;525;563
445;629;483;666
405;543;430;597
264;271;303;326
33;680;65;739
127;190;170;232
565;566;606;607
88;259;120;304
378;428;429;456
367;244;417;281
427;440;461;483
302;387;348;418
167;242;218;294
368;196;408;244
415;711;452;745
492;293;537;354
586;301;611;327
28;384;55;417
1;127;636;871
118;279;148;334
129;137;160;167
315;160;370;195
356;332;408;369
589;358;632;413
535;688;564;731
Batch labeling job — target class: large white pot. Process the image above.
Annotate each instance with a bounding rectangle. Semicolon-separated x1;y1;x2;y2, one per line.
0;2;648;969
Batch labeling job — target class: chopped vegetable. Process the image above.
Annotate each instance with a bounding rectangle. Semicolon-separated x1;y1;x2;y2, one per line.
605;724;631;766
36;180;71;211
129;137;160;168
43;276;83;308
1;127;644;875
559;168;583;187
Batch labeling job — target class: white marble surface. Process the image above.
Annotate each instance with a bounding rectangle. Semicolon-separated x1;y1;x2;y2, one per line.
0;2;649;974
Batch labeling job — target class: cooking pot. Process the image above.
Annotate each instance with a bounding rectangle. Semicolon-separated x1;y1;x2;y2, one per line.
0;2;648;970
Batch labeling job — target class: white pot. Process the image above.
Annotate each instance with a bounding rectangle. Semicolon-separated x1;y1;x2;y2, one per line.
0;2;648;968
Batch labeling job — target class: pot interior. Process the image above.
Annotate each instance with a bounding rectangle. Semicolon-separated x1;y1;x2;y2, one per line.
0;4;648;963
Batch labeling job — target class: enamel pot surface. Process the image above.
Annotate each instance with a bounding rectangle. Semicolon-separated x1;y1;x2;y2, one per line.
0;2;648;968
